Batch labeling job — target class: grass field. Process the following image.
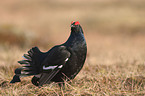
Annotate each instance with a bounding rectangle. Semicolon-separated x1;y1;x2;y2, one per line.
0;0;145;95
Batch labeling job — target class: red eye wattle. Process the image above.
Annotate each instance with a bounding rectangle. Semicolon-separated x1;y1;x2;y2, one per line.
74;21;80;25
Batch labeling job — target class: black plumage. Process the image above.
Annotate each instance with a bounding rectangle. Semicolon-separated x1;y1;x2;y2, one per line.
10;21;87;87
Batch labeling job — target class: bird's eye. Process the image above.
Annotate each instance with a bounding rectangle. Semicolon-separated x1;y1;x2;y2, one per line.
71;21;75;25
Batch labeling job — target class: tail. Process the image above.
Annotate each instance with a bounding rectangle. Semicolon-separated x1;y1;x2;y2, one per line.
10;47;47;83
10;75;21;83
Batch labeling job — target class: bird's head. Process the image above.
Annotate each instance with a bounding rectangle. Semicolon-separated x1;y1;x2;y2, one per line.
71;21;83;33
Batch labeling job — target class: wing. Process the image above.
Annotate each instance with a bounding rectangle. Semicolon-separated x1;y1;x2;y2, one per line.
36;45;71;86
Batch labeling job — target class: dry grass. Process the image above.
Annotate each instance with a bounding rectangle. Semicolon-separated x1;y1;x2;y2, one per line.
0;0;145;95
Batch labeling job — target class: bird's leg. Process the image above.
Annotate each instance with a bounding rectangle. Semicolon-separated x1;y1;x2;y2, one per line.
58;82;65;90
31;76;41;87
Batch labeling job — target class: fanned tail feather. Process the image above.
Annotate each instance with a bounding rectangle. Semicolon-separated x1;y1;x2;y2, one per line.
17;47;41;76
10;47;47;83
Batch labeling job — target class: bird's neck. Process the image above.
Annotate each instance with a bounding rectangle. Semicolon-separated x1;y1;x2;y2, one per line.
64;29;85;47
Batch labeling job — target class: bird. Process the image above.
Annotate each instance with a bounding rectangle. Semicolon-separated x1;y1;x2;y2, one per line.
10;21;87;87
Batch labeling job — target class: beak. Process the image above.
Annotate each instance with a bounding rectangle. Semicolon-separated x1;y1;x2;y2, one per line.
71;25;75;27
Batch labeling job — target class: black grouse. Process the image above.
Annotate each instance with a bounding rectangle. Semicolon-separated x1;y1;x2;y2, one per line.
10;21;87;86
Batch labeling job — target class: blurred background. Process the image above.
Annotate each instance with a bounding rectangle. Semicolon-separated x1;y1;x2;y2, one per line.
0;0;145;65
0;0;145;95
